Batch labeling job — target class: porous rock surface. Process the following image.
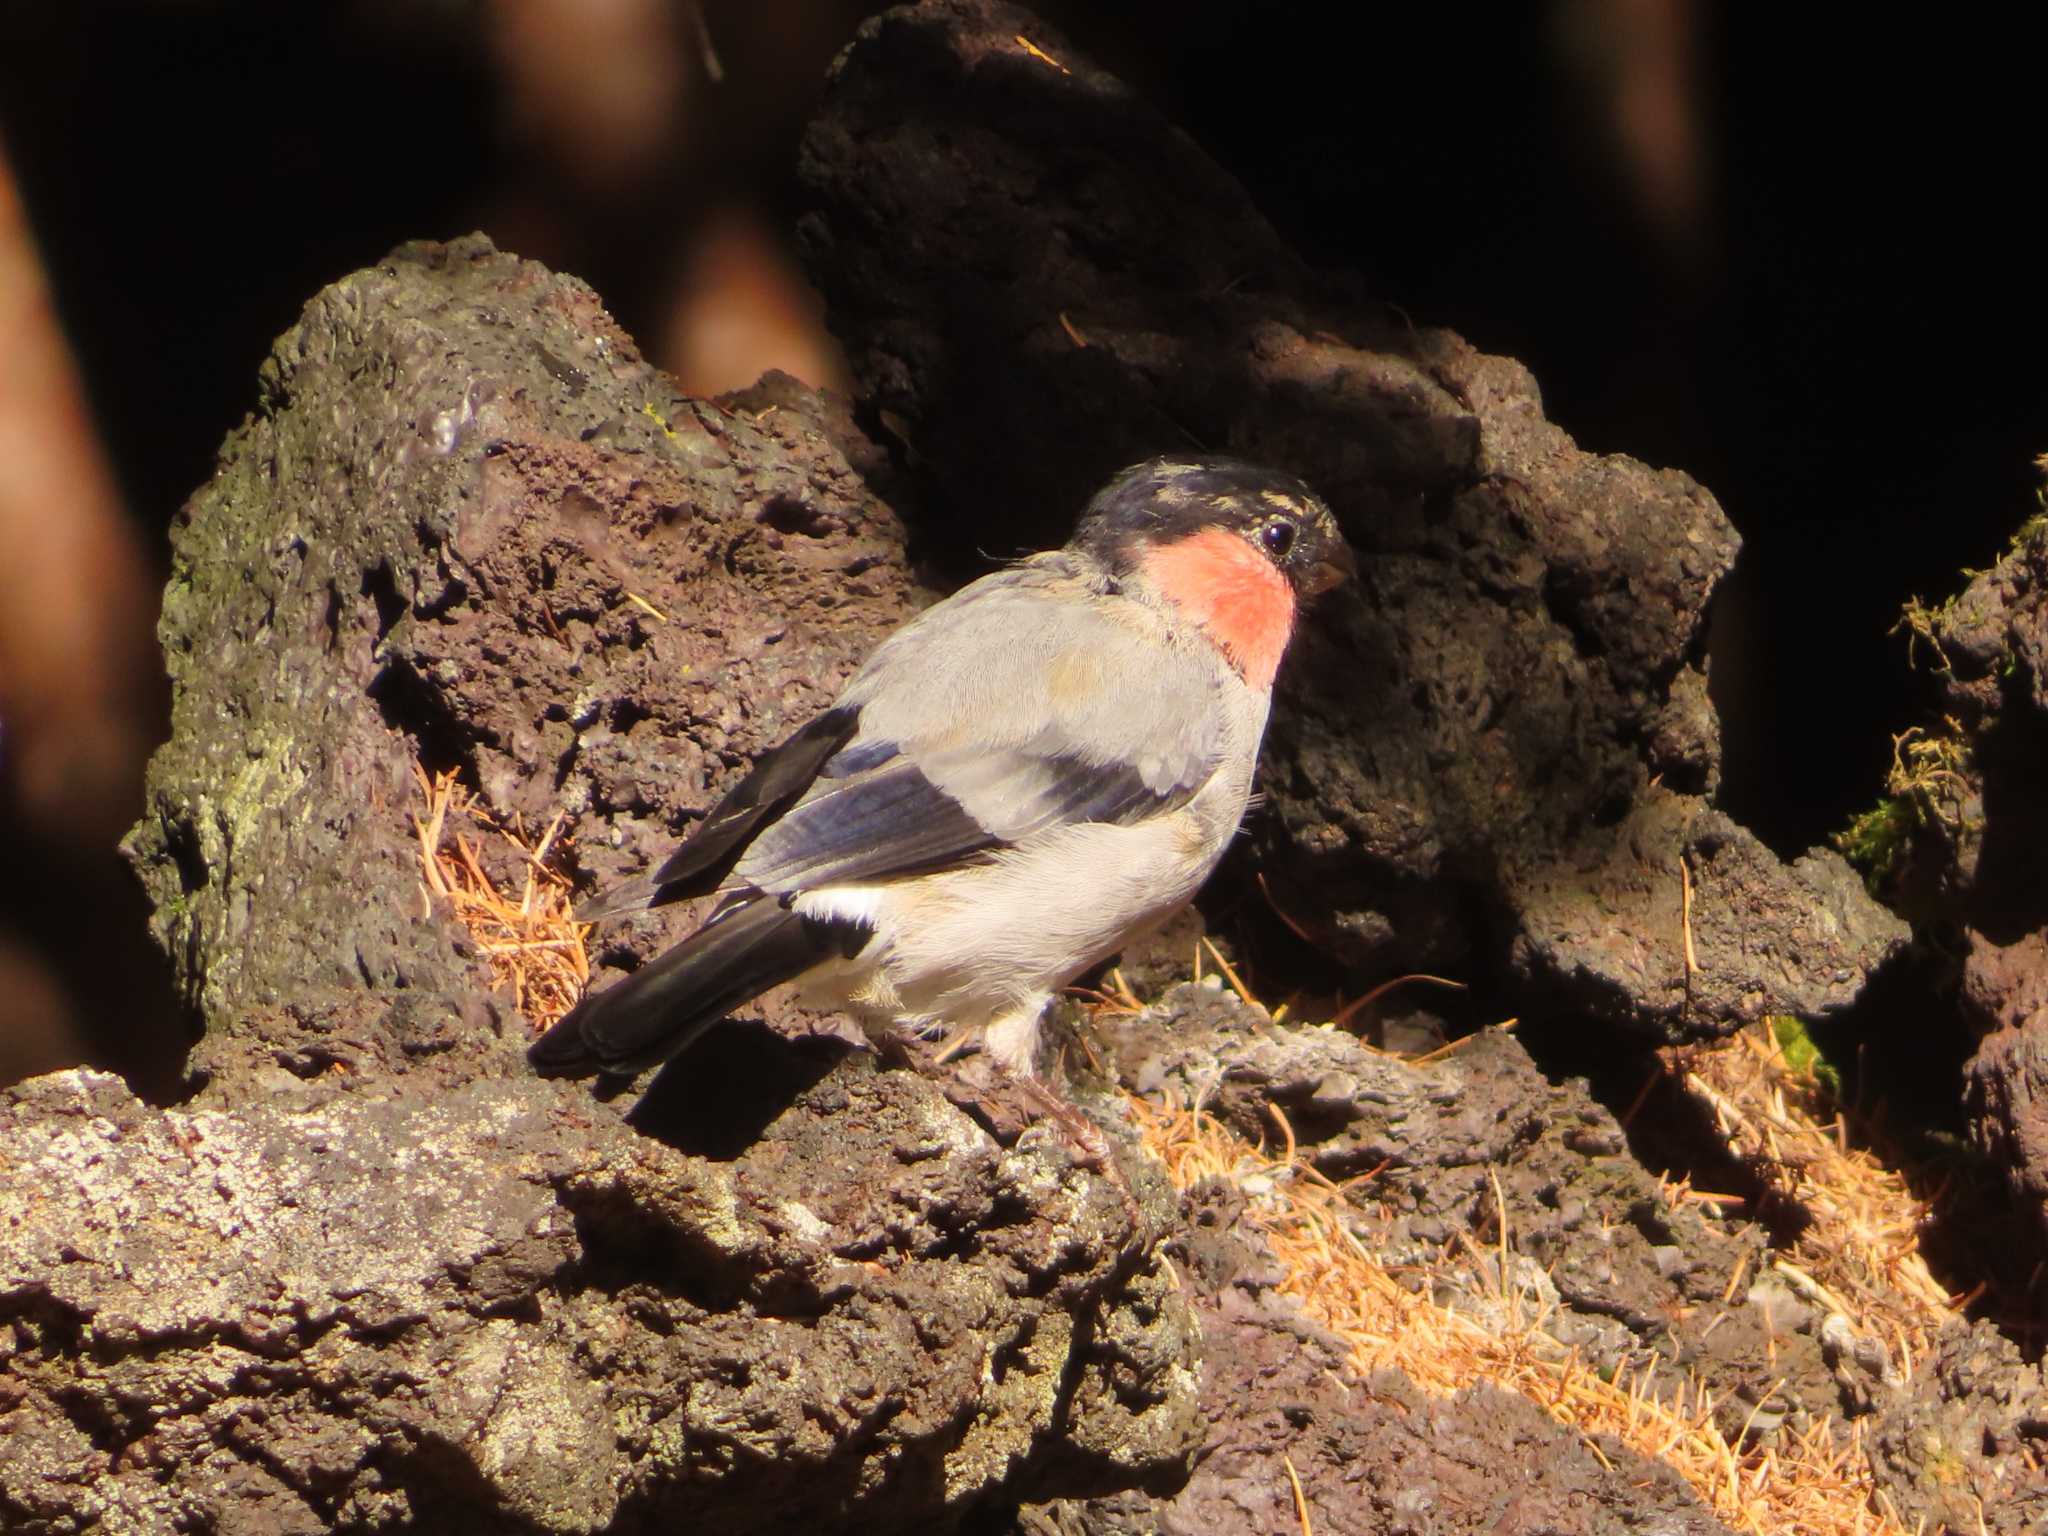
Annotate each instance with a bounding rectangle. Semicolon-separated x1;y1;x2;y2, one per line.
1022;1259;1733;1536
0;239;1199;1534
1104;989;1876;1437
798;0;1906;1039
1920;522;2048;1250
1865;1317;2048;1536
1025;986;2011;1535
1865;518;2048;1528
0;4;1960;1528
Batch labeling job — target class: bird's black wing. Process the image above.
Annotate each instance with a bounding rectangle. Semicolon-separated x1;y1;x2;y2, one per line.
729;740;1194;893
573;706;859;921
647;706;860;896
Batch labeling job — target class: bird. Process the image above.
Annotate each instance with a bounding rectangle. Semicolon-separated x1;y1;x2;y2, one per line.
529;455;1353;1084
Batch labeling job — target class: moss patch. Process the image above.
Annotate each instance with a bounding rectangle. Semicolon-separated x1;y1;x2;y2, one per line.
1768;1014;1843;1100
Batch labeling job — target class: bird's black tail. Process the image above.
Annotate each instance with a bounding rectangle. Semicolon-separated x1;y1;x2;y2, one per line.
529;900;862;1077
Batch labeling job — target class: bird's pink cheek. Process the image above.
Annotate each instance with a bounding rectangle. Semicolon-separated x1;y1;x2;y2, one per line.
1140;528;1297;690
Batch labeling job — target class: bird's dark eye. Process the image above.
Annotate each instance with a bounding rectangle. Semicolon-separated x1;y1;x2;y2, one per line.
1260;519;1297;559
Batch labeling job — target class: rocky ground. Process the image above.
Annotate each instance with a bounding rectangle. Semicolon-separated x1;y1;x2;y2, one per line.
4;3;2044;1532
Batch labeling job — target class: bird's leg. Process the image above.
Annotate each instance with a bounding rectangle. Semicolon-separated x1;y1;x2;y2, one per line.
1020;1072;1146;1237
1011;1073;1113;1169
987;1000;1147;1230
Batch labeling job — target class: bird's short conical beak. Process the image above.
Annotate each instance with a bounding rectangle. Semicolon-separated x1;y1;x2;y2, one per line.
1303;539;1358;596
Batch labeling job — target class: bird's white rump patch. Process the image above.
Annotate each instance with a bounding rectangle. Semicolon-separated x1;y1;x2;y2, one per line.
793;885;887;927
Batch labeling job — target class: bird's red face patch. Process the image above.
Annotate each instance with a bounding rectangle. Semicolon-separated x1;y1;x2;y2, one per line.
1139;527;1297;689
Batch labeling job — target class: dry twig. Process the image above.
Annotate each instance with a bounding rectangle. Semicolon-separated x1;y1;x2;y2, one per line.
1125;1085;1909;1536
411;764;588;1029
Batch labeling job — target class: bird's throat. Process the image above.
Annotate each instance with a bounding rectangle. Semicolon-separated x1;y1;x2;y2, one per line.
1138;527;1296;690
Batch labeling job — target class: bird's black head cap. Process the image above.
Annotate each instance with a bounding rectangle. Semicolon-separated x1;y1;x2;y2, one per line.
1072;455;1355;597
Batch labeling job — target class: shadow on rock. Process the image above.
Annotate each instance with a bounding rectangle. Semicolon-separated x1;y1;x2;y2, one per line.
628;1021;853;1159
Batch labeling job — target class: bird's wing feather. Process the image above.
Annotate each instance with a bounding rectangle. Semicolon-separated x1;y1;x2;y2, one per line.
571;705;861;919
733;563;1234;893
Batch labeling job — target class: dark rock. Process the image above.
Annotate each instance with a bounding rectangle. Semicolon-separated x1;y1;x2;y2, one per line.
1017;989;1756;1535
1089;987;1870;1445
1965;929;2048;1250
798;0;1906;1038
1869;1319;2048;1535
1022;1272;1734;1536
125;236;925;1093
1893;519;2048;1251
1;237;1199;1533
0;1059;1196;1533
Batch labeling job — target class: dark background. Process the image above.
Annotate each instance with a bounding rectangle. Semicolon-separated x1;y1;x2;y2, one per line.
3;0;2044;1087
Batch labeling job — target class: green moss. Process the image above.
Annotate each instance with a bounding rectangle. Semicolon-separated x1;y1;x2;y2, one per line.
1769;1015;1842;1100
1834;798;1912;895
1833;722;1974;897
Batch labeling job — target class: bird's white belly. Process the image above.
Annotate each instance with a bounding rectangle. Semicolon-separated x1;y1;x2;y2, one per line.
791;788;1243;1064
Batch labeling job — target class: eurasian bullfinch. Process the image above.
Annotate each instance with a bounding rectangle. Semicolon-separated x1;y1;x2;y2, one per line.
530;456;1353;1081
